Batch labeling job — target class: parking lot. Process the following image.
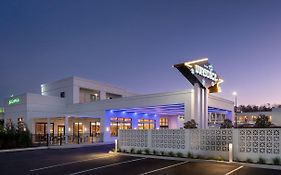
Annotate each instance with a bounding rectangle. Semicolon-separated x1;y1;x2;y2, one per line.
0;144;281;175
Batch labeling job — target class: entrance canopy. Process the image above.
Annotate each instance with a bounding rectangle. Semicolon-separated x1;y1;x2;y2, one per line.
108;103;185;116
174;58;223;93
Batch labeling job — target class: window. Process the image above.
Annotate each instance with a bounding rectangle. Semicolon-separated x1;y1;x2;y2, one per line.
138;119;155;129
73;122;83;136
110;118;132;137
90;94;98;101
60;92;65;98
35;122;54;136
90;122;100;137
160;118;169;128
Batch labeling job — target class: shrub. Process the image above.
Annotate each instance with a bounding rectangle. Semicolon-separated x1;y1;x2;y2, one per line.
152;150;158;155
144;148;150;155
168;151;175;157
220;119;233;128
187;152;193;158
257;157;266;164
246;158;253;163
160;151;165;156
195;154;203;159
136;149;142;154
254;114;271;128
130;148;135;154
216;156;224;161
272;157;280;165
176;152;183;158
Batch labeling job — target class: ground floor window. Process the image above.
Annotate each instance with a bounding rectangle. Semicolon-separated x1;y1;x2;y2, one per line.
138;119;155;129
90;122;100;137
110;117;132;137
160;118;169;128
57;125;65;135
73;122;83;136
35;122;54;136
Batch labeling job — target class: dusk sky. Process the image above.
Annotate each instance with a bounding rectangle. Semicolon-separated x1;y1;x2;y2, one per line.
1;0;281;106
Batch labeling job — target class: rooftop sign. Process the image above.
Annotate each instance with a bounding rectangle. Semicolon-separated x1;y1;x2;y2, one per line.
8;97;21;105
174;58;223;93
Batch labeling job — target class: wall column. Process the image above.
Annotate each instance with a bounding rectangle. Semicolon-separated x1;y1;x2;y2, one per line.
65;116;69;144
204;88;208;129
100;91;106;100
194;83;201;128
47;118;51;144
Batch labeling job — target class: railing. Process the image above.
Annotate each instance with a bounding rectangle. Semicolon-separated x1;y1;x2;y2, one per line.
31;133;104;146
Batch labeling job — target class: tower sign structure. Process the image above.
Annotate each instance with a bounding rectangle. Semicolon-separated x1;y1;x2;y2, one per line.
174;58;223;128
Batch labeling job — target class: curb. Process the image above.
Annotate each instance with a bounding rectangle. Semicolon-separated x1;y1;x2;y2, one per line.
116;153;281;170
49;142;114;149
0;142;114;153
0;146;48;153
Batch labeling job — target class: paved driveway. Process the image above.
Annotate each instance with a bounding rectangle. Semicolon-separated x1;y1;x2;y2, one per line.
0;145;280;175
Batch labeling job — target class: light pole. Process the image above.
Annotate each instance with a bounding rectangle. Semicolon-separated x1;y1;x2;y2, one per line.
232;91;238;128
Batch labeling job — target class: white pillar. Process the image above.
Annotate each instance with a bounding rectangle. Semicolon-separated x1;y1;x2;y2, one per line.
47;118;51;144
204;88;208;129
200;88;205;128
100;91;106;100
65;116;69;144
47;118;50;135
194;83;201;128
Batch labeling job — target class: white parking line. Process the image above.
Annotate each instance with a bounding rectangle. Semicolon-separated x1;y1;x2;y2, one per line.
29;154;115;172
138;161;189;175
225;166;243;175
67;157;147;175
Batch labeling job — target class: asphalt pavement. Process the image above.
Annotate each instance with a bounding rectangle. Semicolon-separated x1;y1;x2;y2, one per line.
0;144;281;175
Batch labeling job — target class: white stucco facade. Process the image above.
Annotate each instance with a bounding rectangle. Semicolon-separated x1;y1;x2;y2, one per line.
3;76;234;143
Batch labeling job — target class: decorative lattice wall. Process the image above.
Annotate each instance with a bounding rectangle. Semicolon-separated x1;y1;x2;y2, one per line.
151;129;185;150
239;129;280;154
190;129;233;152
118;129;148;148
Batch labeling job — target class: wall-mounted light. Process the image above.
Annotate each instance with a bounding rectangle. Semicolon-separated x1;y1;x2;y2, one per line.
68;127;71;132
106;127;110;132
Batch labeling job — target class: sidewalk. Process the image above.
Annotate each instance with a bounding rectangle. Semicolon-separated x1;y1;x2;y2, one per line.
0;141;114;153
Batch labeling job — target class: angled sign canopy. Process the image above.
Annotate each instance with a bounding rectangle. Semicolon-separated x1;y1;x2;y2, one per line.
174;58;223;93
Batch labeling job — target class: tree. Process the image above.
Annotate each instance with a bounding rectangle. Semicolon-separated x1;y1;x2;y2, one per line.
220;119;233;128
184;119;197;129
254;114;271;128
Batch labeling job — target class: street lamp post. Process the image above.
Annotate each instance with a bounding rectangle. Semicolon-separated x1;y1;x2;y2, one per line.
232;92;238;128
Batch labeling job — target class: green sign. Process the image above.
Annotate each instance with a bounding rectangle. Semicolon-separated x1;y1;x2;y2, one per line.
0;107;4;113
8;98;20;105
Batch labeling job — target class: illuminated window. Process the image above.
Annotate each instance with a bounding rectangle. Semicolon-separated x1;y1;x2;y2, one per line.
90;122;100;137
160;118;169;128
35;122;54;136
110;118;132;136
73;122;83;136
138;119;155;130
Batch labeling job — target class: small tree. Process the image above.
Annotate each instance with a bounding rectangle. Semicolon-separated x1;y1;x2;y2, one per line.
184;119;197;129
220;119;233;128
254;114;271;128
